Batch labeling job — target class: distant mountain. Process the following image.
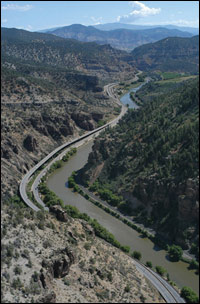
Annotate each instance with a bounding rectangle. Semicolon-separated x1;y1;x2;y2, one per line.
43;24;193;51
131;35;199;73
94;22;199;35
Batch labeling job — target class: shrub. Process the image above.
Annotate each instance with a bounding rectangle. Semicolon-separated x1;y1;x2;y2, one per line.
181;286;199;303
12;277;23;289
121;245;130;253
84;242;91;250
14;265;22;275
146;261;152;268
132;251;142;260
155;265;167;277
21;249;29;259
64;205;80;218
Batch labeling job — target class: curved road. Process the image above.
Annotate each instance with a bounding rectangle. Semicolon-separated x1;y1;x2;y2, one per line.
19;83;127;212
19;74;185;303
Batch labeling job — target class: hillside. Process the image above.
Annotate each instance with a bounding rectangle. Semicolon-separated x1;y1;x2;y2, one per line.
1;201;164;303
46;24;193;51
77;77;199;250
1;27;135;83
131;36;199;73
1;27;136;199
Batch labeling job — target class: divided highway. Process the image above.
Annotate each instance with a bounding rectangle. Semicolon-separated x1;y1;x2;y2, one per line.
19;75;185;303
19;82;127;212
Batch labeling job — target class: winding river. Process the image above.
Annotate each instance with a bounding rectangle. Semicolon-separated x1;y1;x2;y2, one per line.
47;84;199;294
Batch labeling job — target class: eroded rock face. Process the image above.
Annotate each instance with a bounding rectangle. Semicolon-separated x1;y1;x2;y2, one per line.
23;134;37;152
40;246;75;285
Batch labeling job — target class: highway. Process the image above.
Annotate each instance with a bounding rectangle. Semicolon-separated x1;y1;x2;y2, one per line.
135;260;185;303
19;74;185;303
19;82;127;212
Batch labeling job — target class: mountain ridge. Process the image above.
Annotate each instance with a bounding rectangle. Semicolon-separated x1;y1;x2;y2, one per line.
40;24;193;51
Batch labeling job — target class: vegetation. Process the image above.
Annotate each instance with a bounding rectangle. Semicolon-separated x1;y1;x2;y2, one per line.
155;266;167;277
78;77;199;249
168;245;183;262
146;261;153;268
180;286;199;303
39;177;131;253
131;36;199;73
132;251;142;260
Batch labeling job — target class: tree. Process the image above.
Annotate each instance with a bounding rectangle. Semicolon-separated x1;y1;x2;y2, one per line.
168;245;183;261
181;286;199;303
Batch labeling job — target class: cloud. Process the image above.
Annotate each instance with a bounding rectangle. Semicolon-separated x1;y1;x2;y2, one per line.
90;16;103;25
117;1;161;23
2;4;33;11
2;18;7;23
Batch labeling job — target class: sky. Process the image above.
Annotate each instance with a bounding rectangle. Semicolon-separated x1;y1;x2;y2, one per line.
1;1;199;31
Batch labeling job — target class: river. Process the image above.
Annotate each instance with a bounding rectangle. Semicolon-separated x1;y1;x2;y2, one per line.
47;84;199;294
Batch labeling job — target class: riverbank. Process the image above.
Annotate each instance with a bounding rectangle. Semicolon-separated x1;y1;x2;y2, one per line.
68;172;197;265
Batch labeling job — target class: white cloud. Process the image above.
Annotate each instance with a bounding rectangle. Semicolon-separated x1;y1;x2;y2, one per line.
2;4;33;11
2;18;7;23
90;16;103;25
118;1;161;23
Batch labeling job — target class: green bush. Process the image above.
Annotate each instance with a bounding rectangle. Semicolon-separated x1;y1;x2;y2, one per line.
84;242;91;250
168;245;183;261
155;265;167;277
188;259;199;270
146;261;153;268
181;286;199;303
12;277;23;289
120;245;130;253
14;265;22;275
132;251;142;260
64;205;80;218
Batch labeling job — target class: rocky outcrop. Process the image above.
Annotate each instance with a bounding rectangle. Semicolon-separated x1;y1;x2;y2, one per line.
81;220;95;237
49;205;71;222
23;134;37;152
178;178;199;220
71;112;96;131
92;112;104;122
41;247;75;282
39;291;57;303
